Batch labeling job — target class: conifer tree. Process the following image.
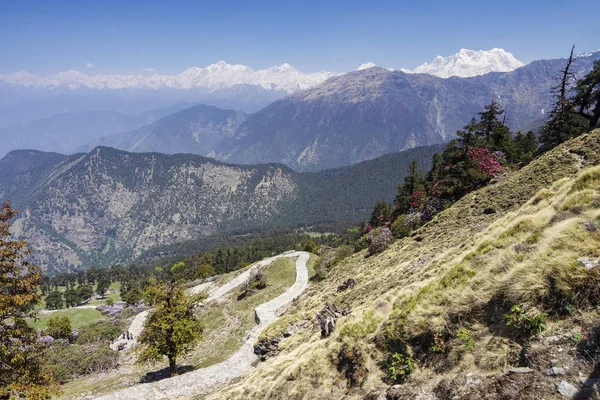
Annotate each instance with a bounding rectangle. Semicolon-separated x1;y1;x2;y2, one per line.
513;131;538;163
476;101;516;161
573;59;600;129
539;46;588;151
0;200;58;399
394;160;426;215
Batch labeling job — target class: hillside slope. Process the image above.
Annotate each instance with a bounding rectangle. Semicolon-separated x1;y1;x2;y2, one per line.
218;51;599;171
2;144;442;273
207;130;600;399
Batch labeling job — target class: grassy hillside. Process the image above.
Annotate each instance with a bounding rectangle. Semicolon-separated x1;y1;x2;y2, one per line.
205;130;600;399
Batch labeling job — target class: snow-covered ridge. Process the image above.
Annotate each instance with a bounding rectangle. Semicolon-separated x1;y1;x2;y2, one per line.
0;61;340;93
401;48;525;78
356;62;394;71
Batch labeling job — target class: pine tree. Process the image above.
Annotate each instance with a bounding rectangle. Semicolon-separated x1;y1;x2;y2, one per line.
573;59;600;129
456;118;480;152
0;200;58;399
513;131;538;163
394;160;426;215
476;101;516;161
539;46;588;151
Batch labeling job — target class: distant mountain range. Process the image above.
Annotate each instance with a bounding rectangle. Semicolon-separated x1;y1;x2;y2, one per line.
1;49;599;171
0;61;339;93
0;102;194;156
0;144;442;272
80;50;600;171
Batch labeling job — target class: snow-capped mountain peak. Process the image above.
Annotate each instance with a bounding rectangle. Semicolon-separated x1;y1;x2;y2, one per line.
402;48;524;78
357;62;377;71
0;62;340;94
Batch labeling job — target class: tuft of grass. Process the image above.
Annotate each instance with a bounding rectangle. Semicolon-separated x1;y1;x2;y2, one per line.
570;166;600;193
339;309;382;340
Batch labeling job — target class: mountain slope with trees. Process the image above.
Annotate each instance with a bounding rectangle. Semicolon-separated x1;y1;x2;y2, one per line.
1;144;442;273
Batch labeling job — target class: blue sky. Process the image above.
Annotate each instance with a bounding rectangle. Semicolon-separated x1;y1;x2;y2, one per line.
1;0;598;74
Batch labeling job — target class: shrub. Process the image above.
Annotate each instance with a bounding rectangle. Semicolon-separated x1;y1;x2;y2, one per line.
313;246;353;280
457;329;474;351
122;287;143;305
367;227;393;256
352;235;369;252
44;343;119;383
391;215;413;239
46;316;73;340
105;297;114;306
303;239;318;253
387;352;415;383
76;320;123;344
505;305;547;334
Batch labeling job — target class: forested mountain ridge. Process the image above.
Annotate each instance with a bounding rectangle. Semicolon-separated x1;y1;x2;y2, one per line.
2;144;442;273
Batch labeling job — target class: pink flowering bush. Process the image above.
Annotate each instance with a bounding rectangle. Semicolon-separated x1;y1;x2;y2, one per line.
467;147;503;178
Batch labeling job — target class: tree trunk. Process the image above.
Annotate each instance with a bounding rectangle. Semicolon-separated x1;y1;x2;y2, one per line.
169;356;177;376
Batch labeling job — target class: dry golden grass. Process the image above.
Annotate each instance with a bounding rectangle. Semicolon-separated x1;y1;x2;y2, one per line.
204;130;600;400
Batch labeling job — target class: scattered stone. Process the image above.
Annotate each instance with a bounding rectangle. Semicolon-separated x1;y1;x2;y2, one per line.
315;303;351;337
577;257;600;270
385;385;403;400
337;278;356;292
509;367;534;374
557;380;578;398
544;336;561;345
253;338;280;361
547;367;567;376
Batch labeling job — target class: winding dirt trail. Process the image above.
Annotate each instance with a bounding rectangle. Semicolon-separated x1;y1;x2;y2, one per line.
97;251;310;400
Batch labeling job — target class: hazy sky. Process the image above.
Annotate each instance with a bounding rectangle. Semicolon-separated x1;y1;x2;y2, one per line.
1;0;598;74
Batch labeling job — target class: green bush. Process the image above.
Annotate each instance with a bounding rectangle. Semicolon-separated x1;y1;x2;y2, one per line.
387;352;415;383
391;215;412;239
352;235;369;252
46;316;72;340
457;328;474;351
303;239;318;253
122;287;143;305
76;320;123;344
44;343;118;383
505;305;547;334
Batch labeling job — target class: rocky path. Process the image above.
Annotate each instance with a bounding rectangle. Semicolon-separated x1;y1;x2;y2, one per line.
97;251;309;400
